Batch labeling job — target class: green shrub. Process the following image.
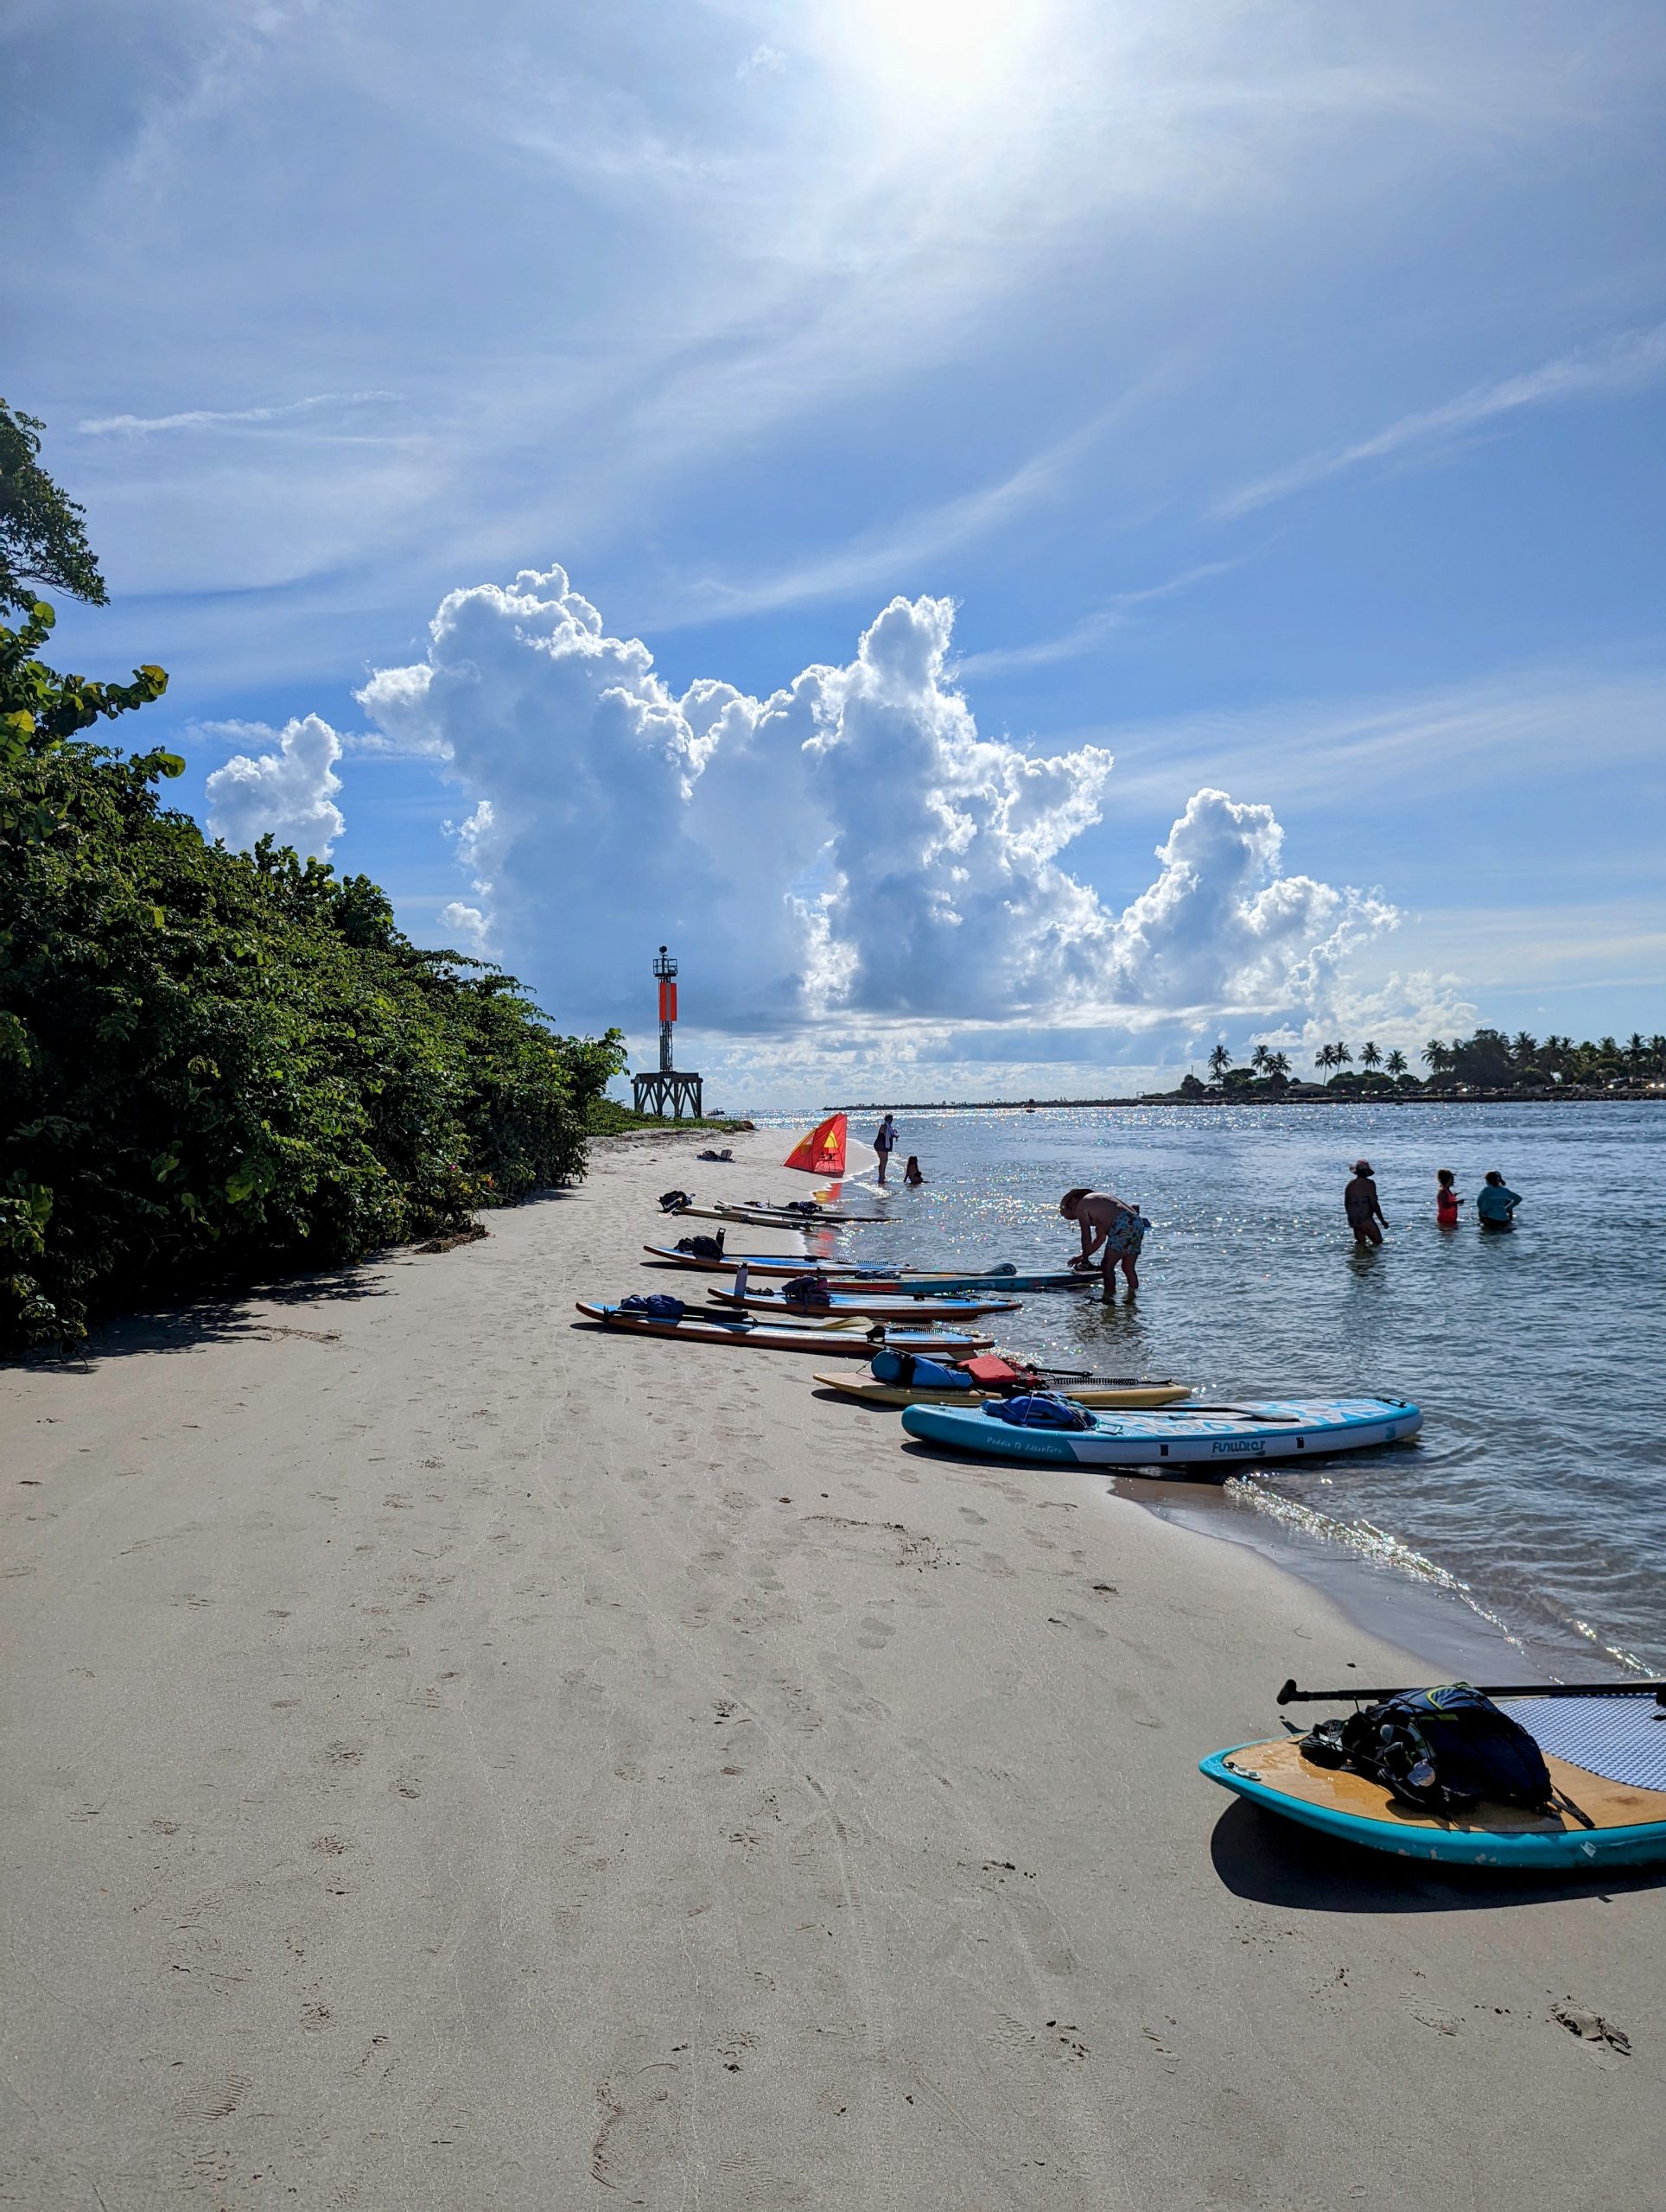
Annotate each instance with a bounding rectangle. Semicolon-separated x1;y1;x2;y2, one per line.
1;601;622;1348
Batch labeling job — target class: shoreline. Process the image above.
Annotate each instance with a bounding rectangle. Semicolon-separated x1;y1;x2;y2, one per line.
829;1092;1662;1111
3;1122;1656;2208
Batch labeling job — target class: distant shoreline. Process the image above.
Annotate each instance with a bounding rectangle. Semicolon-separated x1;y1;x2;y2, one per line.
835;1090;1663;1112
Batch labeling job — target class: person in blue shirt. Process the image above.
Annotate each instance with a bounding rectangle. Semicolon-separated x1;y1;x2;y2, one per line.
1475;1171;1522;1230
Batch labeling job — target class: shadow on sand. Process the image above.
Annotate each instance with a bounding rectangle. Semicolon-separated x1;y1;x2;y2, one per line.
1207;1796;1666;1911
13;1265;390;1370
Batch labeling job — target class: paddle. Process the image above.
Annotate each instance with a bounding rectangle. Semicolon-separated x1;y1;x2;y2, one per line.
1277;1677;1666;1707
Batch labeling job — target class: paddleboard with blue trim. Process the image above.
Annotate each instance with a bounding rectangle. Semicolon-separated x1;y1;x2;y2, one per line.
574;1302;995;1355
712;1287;1023;1320
643;1246;1088;1292
899;1395;1420;1467
1201;1705;1666;1870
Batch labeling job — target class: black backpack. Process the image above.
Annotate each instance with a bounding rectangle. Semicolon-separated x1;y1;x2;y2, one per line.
782;1274;832;1310
673;1231;726;1261
1301;1684;1553;1816
658;1189;694;1212
620;1294;687;1322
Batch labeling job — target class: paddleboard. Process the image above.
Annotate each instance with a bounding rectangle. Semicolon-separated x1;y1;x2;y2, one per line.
574;1302;996;1355
900;1395;1420;1468
711;1286;1023;1320
644;1245;1090;1292
1202;1699;1666;1870
663;1203;883;1228
815;1371;1192;1408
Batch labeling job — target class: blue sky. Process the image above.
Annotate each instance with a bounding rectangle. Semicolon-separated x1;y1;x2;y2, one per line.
6;0;1665;1103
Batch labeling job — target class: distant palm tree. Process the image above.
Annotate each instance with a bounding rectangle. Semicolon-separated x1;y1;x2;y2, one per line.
1250;1044;1272;1076
1269;1051;1291;1079
1627;1032;1646;1074
1512;1031;1537;1065
1422;1039;1449;1074
1359;1040;1383;1071
1332;1040;1353;1069
1385;1048;1408;1078
1207;1043;1233;1084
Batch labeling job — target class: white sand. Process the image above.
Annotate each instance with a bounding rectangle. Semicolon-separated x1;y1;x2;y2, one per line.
2;1126;1657;2209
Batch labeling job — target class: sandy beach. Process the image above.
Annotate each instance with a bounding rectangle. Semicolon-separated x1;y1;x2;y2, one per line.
3;1125;1658;2211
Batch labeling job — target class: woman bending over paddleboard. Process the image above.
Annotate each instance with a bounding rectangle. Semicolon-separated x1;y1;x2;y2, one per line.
1060;1187;1149;1298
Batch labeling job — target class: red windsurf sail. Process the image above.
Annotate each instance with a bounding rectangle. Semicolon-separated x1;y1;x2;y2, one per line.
783;1112;847;1177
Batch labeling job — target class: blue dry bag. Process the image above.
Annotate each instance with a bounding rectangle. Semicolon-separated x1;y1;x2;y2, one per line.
984;1393;1095;1431
871;1350;971;1389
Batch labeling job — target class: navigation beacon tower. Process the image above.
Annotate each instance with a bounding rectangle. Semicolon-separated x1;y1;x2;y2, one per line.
631;944;703;1120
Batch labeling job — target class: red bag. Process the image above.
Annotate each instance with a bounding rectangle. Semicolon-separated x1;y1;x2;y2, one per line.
958;1355;1023;1386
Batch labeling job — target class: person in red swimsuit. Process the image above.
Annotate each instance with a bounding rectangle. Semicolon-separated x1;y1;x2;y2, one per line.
1435;1168;1463;1227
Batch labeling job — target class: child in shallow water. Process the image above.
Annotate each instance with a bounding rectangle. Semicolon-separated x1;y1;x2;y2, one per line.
1435;1168;1463;1227
903;1155;925;1185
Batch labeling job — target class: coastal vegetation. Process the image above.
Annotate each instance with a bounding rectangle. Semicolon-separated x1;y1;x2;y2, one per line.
1;403;624;1350
1196;1028;1666;1096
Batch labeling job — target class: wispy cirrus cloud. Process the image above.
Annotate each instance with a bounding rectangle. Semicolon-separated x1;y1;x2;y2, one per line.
1214;324;1666;518
953;559;1240;677
79;391;397;436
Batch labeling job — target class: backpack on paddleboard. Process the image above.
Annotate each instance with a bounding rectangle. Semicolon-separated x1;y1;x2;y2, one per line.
871;1349;972;1390
673;1231;726;1261
983;1392;1095;1431
1300;1683;1554;1815
620;1294;687;1322
782;1274;832;1310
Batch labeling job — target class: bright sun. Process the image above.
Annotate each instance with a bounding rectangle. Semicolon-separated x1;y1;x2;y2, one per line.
840;0;1048;102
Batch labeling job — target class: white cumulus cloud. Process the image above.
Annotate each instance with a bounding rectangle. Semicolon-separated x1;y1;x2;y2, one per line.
204;714;345;859
355;567;1397;1045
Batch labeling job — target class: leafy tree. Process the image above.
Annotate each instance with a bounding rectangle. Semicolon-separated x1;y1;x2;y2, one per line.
1422;1038;1450;1075
1267;1050;1291;1083
1384;1048;1408;1078
1206;1042;1232;1084
1314;1044;1336;1075
1358;1039;1382;1070
1;401;107;613
1331;1040;1353;1067
1;603;620;1349
1250;1043;1271;1076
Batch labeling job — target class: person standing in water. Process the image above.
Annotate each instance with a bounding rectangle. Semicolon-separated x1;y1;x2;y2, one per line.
1435;1168;1464;1227
1344;1160;1387;1246
1476;1170;1523;1230
873;1114;899;1185
1060;1186;1149;1298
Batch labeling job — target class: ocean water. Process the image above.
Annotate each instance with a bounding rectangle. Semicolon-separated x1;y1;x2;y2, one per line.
754;1103;1666;1678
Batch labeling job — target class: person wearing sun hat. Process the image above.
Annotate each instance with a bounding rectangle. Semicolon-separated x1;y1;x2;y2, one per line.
1344;1158;1387;1245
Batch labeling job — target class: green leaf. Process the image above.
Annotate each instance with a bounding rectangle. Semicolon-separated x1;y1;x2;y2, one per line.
225;1154;277;1205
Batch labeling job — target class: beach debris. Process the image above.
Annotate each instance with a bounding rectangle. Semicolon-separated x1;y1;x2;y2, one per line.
416;1223;488;1255
1552;2005;1631;2054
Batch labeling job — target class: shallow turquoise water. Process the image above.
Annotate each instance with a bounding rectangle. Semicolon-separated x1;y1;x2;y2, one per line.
755;1103;1666;1676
